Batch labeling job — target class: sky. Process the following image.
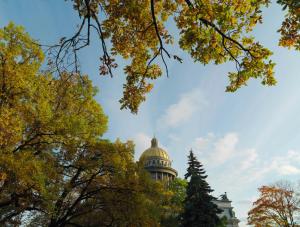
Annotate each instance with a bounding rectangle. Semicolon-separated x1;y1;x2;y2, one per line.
1;1;300;226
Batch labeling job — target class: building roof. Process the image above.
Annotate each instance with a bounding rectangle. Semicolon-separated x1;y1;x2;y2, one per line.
220;192;230;202
139;137;170;161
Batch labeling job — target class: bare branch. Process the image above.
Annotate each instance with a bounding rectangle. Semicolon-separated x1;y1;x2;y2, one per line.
150;0;171;77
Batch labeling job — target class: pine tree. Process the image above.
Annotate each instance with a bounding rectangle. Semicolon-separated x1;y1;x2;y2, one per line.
181;150;221;227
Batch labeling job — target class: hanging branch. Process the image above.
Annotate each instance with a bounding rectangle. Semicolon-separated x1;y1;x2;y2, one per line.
184;0;257;86
150;0;171;77
46;0;115;78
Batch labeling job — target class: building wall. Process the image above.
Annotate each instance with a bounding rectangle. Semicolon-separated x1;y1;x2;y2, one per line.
213;200;239;227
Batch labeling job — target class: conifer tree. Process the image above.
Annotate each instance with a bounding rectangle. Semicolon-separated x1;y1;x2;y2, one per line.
181;150;221;227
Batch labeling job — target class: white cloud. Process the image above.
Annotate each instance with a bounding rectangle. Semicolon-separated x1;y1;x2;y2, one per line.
194;134;214;150
239;149;300;181
240;149;258;170
157;89;206;128
190;132;261;170
212;133;239;164
190;132;240;165
269;150;300;176
278;165;300;175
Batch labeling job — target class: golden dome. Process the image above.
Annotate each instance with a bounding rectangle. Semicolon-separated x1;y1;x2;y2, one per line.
140;138;170;161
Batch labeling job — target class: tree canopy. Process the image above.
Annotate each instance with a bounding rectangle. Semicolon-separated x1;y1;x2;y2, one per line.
44;0;299;113
248;181;300;227
0;23;167;226
277;0;300;50
161;178;187;227
0;22;105;224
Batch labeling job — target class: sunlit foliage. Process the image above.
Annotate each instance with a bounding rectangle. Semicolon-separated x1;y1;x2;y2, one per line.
277;0;300;50
49;0;280;113
248;181;300;227
161;178;187;227
0;23;165;226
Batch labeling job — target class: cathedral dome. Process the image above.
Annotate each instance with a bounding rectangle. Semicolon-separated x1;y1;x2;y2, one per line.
139;137;170;162
139;137;177;181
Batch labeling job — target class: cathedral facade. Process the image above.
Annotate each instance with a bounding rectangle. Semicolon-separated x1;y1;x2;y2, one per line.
139;137;239;227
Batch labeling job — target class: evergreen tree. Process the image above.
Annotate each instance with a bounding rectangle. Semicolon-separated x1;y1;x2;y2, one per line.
181;150;221;227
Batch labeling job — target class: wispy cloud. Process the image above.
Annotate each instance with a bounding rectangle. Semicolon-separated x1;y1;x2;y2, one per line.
192;133;215;151
212;133;239;164
193;133;300;180
254;150;300;177
240;148;258;170
191;132;241;165
157;89;207;128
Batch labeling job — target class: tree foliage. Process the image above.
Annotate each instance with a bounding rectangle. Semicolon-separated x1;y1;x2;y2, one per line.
216;216;228;227
0;22;107;223
277;0;300;50
30;140;165;227
181;150;221;227
0;23;165;226
43;0;284;113
161;178;187;227
248;181;300;227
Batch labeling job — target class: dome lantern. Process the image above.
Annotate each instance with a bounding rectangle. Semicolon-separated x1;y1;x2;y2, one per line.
151;137;158;148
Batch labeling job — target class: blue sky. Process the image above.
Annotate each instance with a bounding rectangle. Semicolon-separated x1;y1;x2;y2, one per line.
1;1;300;226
